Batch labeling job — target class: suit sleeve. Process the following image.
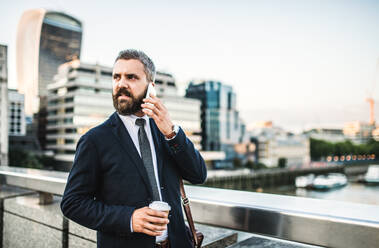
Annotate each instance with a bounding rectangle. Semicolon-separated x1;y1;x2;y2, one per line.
166;127;207;184
60;134;134;235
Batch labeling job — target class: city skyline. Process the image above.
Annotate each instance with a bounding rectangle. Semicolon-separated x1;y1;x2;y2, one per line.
1;0;379;132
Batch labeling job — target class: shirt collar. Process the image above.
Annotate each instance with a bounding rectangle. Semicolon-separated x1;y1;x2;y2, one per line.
117;113;150;126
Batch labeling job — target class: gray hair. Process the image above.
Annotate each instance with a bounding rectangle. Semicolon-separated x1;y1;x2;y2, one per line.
114;49;156;82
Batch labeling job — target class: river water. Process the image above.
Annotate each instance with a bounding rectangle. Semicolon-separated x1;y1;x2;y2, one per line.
263;183;379;206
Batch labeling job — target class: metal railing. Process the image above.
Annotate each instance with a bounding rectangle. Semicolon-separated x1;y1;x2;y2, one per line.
0;166;378;248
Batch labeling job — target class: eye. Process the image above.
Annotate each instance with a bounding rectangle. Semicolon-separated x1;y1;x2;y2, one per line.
127;74;136;80
113;74;120;80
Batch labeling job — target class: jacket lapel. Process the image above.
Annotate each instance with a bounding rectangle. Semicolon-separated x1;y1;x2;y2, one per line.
149;118;164;184
109;112;153;198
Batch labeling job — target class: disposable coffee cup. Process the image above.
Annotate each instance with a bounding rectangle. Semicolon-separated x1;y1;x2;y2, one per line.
149;201;171;227
149;201;171;213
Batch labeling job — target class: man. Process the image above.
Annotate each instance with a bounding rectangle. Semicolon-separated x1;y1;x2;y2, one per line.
61;49;207;248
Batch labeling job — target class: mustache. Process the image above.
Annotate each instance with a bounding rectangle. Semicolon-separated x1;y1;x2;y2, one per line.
115;88;132;98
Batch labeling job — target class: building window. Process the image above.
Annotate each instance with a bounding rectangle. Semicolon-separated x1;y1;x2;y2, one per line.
65;97;74;103
65;107;74;113
77;68;95;74
47;129;58;134
101;71;112;76
65;139;75;144
64;118;73;124
67;86;78;92
48;120;58;125
65;128;77;133
64;150;76;155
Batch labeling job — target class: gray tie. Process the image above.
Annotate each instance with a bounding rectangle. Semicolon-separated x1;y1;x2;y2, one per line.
135;118;160;201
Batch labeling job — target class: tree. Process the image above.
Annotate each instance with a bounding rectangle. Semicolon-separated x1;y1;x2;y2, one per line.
9;149;45;169
310;138;332;160
310;138;379;161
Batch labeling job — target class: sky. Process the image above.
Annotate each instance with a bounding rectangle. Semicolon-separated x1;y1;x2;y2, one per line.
1;0;379;132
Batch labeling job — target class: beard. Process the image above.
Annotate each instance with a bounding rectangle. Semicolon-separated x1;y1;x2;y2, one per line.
112;86;147;115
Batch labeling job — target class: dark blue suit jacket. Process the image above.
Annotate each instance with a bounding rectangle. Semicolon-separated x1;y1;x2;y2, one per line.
61;112;207;248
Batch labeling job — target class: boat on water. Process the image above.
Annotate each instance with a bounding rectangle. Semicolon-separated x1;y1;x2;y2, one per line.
295;173;347;190
295;174;315;188
312;173;347;190
361;165;379;184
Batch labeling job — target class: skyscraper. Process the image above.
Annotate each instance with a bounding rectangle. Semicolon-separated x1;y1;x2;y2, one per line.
17;9;83;115
0;44;8;166
17;9;82;148
186;80;245;164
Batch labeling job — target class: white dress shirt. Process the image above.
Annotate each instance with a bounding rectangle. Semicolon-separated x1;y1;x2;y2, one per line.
118;114;167;242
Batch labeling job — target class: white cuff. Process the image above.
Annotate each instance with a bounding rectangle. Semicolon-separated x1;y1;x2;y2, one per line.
164;133;177;141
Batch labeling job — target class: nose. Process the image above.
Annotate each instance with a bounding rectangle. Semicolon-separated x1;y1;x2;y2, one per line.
114;76;129;89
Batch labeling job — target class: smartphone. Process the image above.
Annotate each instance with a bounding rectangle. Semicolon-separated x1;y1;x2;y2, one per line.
145;82;156;99
145;71;157;99
144;79;157;112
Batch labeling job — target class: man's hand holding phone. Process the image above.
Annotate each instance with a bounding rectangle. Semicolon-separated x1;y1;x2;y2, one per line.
144;83;156;104
142;84;174;137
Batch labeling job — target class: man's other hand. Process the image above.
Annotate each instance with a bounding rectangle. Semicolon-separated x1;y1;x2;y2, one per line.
141;94;174;137
132;207;169;236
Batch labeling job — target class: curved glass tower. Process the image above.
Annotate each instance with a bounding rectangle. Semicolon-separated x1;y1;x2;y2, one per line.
17;9;82;115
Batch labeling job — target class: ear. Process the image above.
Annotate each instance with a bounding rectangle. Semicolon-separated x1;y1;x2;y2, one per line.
152;82;155;87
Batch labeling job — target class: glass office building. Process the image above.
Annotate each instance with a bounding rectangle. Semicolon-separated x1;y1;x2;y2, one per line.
17;9;82;115
17;9;82;149
186;80;245;162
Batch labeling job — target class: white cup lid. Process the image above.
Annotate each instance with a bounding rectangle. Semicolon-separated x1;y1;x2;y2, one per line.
149;201;171;211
